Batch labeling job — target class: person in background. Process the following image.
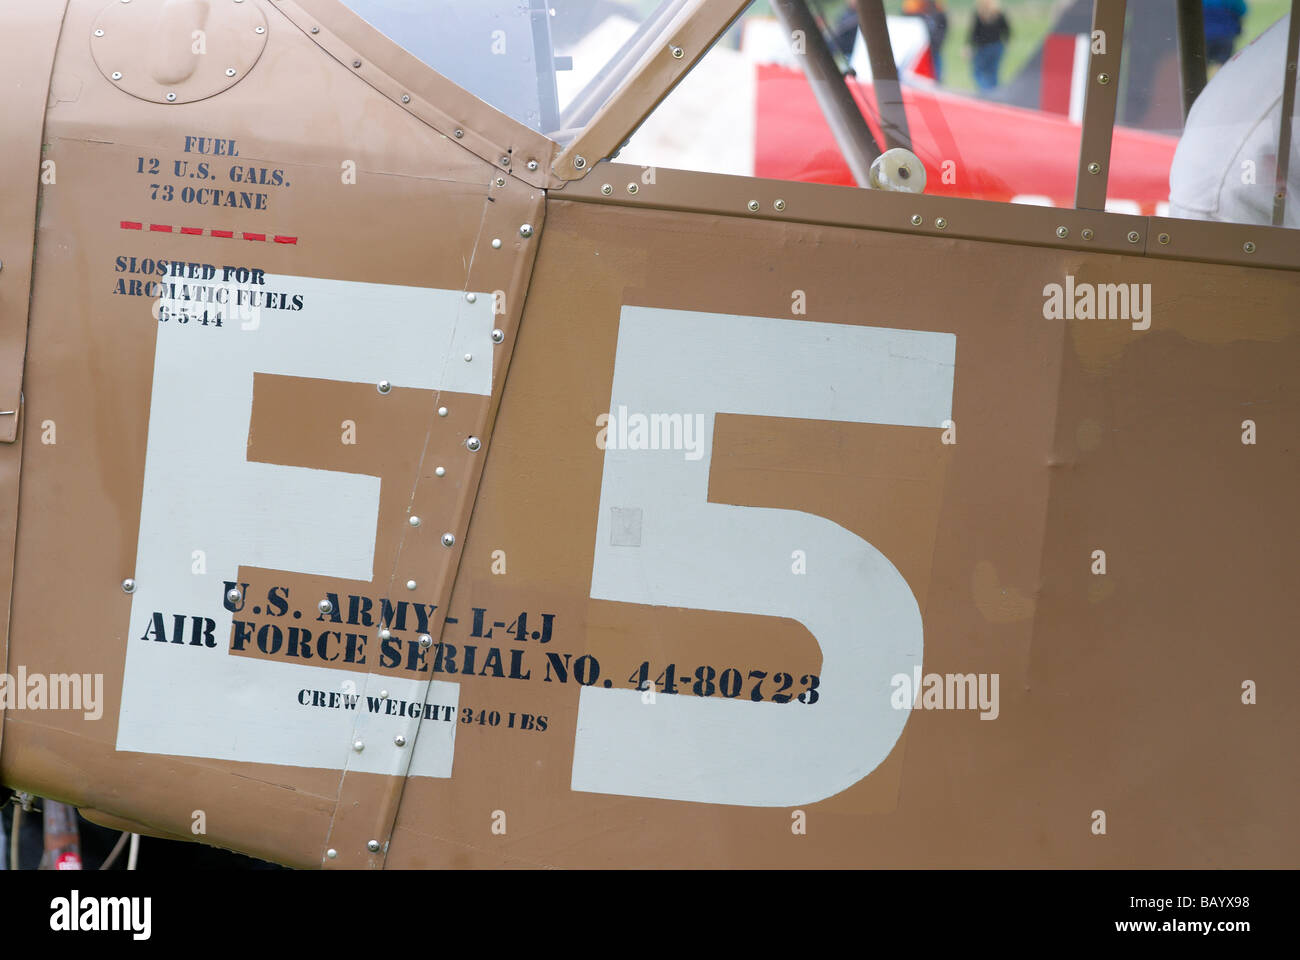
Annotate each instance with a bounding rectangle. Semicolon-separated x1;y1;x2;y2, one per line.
1203;0;1248;65
833;0;860;59
905;0;949;82
969;0;1011;94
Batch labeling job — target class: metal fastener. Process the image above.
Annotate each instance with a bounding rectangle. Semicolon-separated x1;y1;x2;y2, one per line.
401;94;410;103
910;214;923;226
626;183;638;195
1056;225;1069;239
1097;73;1110;85
935;217;948;229
122;578;136;594
311;26;320;34
367;840;381;853
465;436;481;451
255;26;265;34
435;466;446;477
491;328;504;343
747;200;759;212
466;292;477;303
378;690;388;699
94;28;104;37
441;533;456;547
377;380;392;394
601;184;612;195
409;516;421;527
494;176;505;187
226;68;237;77
166;92;177;101
112;71;123;81
437;406;448;417
326;849;338;859
1243;241;1256;253
353;739;364;752
378;627;391;640
491;238;502;249
454;128;463;138
1127;231;1140;243
670;44;684;59
573;155;587;169
352;60;361;69
1087;162;1101;175
419;634;433;649
526;160;538;171
463;353;472;362
774;199;786;211
519;223;533;237
500;155;511;167
226;588;242;603
394;735;407;747
406;580;416;591
1158;232;1170;245
1081;228;1095;240
318;598;332;614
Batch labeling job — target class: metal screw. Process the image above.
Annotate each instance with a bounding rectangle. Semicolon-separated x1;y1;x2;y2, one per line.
326;849;338;859
353;739;364;752
378;690;388;699
494;176;505;187
910;214;922;225
409;515;421;527
318;598;332;614
463;353;472;362
491;328;504;343
226;588;242;603
94;29;104;37
401;94;410;103
419;634;433;649
394;735;407;747
1243;241;1256;253
626;183;638;194
435;466;446;477
1127;231;1140;243
166;92;177;101
1097;73;1110;85
491;238;502;248
500;155;511;167
311;26;320;34
747;200;759;212
406;580;416;591
935;217;948;229
526;160;538;171
670;45;684;59
573;156;587;169
352;60;361;69
1056;225;1069;238
454;128;463;138
1081;228;1095;240
465;292;477;303
122;578;136;594
367;840;380;853
466;436;481;451
437;406;448;417
441;533;456;547
1158;232;1170;245
601;183;612;195
377;380;391;394
1087;162;1101;175
255;26;265;34
112;71;123;81
519;223;533;237
774;199;786;211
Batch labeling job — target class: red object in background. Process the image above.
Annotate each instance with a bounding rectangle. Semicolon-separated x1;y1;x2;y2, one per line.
1040;33;1078;115
754;64;1177;211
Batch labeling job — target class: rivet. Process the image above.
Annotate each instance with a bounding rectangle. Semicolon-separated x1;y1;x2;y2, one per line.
401;94;410;103
601;183;612;195
112;71;123;81
377;380;392;394
774;198;786;211
519;223;533;237
465;292;477;303
935;217;948;229
1087;161;1101;174
352;60;362;69
1081;228;1095;240
326;848;338;859
441;533;456;547
255;25;265;34
406;580;417;591
747;200;759;212
226;588;242;603
122;578;136;594
500;155;511;167
910;214;922;225
226;68;237;77
419;634;433;649
378;627;391;640
318;598;333;614
311;26;320;34
367;840;381;853
465;436;481;451
463;353;472;362
166;92;177;101
409;515;421;527
491;238;502;249
491;328;504;343
1097;73;1110;85
378;690;388;700
1243;241;1256;253
394;735;407;747
435;466;446;477
573;155;587;169
94;29;104;37
494;176;505;187
437;406;448;417
626;183;638;194
670;45;684;59
1127;231;1140;243
353;739;364;752
454;128;464;138
1158;232;1170;245
526;160;538;171
1055;225;1068;239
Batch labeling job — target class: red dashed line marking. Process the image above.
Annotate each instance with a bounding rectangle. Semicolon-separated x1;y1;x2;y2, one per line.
119;221;298;245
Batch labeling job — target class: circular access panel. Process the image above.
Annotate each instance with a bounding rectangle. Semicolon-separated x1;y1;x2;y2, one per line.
91;0;268;104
